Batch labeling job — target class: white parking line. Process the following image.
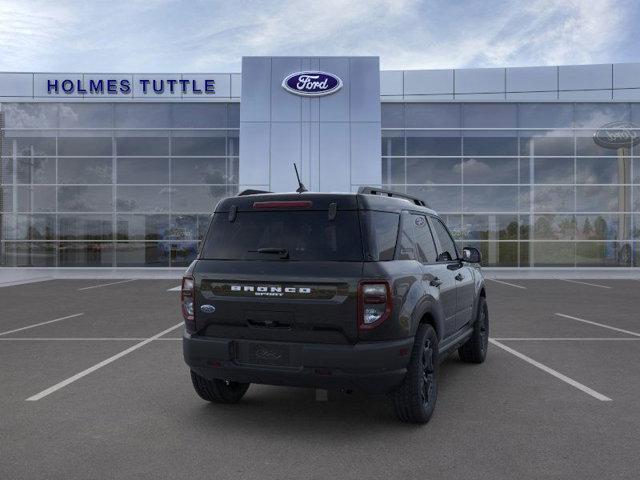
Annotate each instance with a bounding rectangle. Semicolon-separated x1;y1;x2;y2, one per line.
26;322;183;401
0;337;182;341
167;285;182;292
493;337;640;341
489;338;612;402
558;279;611;289
555;313;640;337
487;279;526;290
78;279;137;291
0;313;84;337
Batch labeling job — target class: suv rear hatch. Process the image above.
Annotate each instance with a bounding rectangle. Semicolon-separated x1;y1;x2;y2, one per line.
192;195;365;344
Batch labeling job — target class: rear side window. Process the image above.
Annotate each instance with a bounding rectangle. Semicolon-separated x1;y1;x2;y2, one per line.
412;214;438;263
201;211;363;261
429;217;458;262
361;211;399;261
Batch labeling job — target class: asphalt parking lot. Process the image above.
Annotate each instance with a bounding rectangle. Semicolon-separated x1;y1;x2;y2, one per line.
1;278;639;479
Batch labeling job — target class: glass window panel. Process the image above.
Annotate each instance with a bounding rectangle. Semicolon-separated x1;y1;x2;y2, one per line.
576;186;621;212
406;131;461;156
534;158;574;184
116;186;170;213
2;104;58;128
169;214;199;240
534;186;574;212
114;104;171;128
533;215;576;240
116;214;170;241
429;217;458;261
576;135;620;156
170;241;199;267
58;104;113;128
382;158;405;184
14;214;55;240
634;215;640;239
59;242;114;267
461;215;519;240
228;158;239;185
574;103;630;128
171;134;226;156
115;242;170;267
532;242;575;266
519;241;531;266
462;157;517;184
16;157;56;184
381;130;404;156
381;103;405;128
3;242;56;267
171;158;227;184
1;213;16;239
412;214;438;263
576;242;631;267
171;104;227;128
197;214;212;240
116;136;168;156
439;215;463;240
116;158;169;184
406;104;460;128
519;215;530;240
10;136;56;156
228;103;240;127
171;185;226;213
58;158;112;184
58;186;113;212
634;159;640;183
575;214;629;241
406;186;461;212
463;186;518;213
519;133;574;156
1;186;12;211
576;157;623;184
58;137;112;156
463;136;518;156
227;130;239;157
463;104;517;128
1;158;12;183
518;104;574;129
519;186;531;213
58;214;113;240
17;185;56;212
464;241;518;267
635;242;640;267
406;157;461;184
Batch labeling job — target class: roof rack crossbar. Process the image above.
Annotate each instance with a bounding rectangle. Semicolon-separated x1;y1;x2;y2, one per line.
238;189;272;196
357;186;428;208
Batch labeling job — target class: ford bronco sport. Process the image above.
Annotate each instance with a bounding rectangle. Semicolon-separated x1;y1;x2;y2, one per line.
182;187;488;423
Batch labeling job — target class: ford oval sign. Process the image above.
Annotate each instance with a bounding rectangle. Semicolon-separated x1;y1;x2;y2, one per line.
282;71;343;97
593;121;640;149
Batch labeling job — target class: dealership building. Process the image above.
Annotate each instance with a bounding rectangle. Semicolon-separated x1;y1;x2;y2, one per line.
1;56;639;269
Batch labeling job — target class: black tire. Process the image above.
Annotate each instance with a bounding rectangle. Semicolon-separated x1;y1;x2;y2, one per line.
190;370;250;404
391;324;438;424
458;296;489;364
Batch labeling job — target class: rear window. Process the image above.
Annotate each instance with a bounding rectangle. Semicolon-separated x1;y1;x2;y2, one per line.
361;211;400;261
201;211;364;261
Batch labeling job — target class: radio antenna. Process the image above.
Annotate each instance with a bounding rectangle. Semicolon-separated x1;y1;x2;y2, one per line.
293;163;308;193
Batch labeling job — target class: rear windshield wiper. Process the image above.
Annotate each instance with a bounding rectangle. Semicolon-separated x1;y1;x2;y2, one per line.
249;247;290;259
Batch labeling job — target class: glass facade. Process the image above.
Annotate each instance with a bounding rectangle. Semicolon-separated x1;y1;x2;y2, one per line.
0;102;239;267
382;103;640;268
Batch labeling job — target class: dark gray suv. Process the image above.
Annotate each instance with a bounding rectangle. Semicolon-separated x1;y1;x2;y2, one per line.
182;187;488;423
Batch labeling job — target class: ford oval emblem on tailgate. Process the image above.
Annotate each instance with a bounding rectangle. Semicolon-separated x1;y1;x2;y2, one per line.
200;304;216;314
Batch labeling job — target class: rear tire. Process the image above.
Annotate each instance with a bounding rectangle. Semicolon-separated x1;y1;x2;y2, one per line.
458;296;489;364
190;370;250;404
391;324;438;424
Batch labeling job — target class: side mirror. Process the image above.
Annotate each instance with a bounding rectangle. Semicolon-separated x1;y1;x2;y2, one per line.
462;247;481;264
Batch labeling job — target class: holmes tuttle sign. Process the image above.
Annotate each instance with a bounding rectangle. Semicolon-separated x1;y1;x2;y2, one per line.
282;71;342;97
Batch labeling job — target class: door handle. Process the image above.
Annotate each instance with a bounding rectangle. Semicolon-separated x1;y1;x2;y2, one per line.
455;273;464;281
429;277;442;287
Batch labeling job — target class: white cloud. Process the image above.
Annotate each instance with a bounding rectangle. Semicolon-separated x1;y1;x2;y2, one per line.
0;0;635;72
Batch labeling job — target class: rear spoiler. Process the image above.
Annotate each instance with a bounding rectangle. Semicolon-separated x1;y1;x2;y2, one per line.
357;186;429;208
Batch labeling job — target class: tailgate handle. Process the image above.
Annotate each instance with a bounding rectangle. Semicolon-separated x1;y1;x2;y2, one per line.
247;318;291;329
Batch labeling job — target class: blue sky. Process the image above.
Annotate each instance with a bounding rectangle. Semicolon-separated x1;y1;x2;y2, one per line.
0;0;638;72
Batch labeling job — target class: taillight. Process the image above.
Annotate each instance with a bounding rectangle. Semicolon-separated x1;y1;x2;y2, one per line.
181;275;194;322
358;281;393;330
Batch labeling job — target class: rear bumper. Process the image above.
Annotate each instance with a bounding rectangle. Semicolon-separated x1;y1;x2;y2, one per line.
183;334;413;393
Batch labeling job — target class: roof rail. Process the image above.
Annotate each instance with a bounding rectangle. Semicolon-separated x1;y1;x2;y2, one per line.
357;186;429;208
237;189;272;196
